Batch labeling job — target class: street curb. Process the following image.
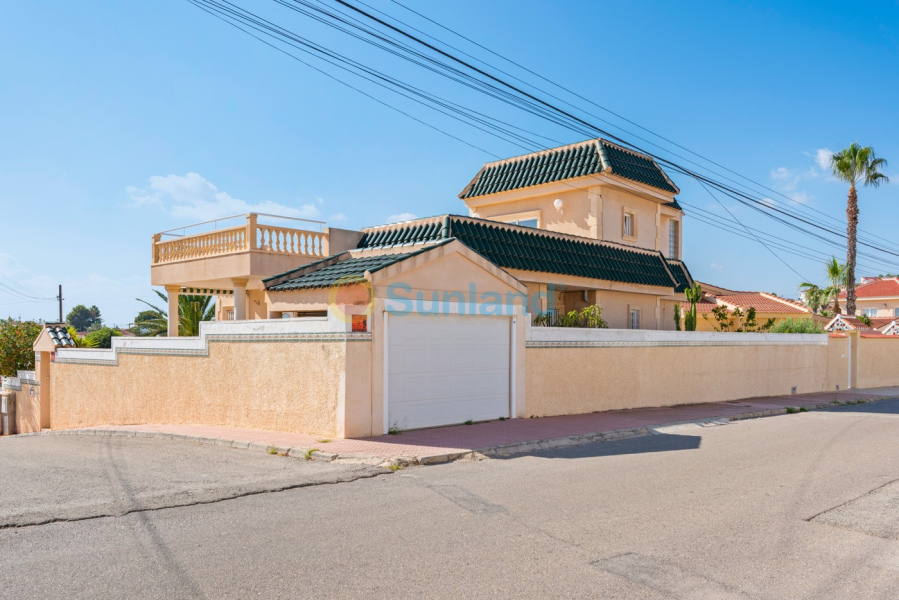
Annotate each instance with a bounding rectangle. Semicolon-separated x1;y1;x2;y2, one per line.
7;397;883;467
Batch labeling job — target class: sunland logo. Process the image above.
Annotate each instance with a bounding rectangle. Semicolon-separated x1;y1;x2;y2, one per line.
327;276;559;320
384;282;549;316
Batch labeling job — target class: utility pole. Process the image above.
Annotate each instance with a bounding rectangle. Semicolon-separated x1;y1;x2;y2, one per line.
57;285;63;323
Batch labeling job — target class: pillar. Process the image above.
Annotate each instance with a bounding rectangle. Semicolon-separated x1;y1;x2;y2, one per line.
165;285;181;337
38;351;51;430
232;278;248;321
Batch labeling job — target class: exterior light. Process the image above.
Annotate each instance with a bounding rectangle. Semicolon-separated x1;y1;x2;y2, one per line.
553;198;564;215
471;212;481;218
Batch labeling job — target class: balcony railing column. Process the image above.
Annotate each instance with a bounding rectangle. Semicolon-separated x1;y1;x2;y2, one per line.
152;233;161;264
247;213;258;251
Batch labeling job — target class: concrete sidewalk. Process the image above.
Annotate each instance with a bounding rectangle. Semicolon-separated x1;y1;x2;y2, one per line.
32;386;899;466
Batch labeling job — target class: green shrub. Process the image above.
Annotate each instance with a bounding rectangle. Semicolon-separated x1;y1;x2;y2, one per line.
0;318;42;377
85;327;122;349
768;318;826;334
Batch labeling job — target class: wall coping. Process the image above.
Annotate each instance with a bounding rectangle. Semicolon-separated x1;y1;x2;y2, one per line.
526;326;829;347
54;316;369;366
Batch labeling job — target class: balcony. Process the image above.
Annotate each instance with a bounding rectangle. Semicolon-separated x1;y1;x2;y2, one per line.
150;213;330;290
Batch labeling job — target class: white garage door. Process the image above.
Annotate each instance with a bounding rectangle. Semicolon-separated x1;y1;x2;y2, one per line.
387;315;511;430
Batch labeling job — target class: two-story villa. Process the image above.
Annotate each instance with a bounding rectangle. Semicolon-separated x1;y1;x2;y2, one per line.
152;138;693;334
838;277;899;319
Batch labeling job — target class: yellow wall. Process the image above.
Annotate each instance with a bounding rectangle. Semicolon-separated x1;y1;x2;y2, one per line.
50;340;367;438
692;311;811;332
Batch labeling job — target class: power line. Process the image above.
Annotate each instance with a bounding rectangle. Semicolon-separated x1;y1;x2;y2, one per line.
327;0;899;260
187;0;897;283
378;0;899;252
696;180;808;281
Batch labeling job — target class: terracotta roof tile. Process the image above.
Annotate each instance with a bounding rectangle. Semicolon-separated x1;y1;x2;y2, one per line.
838;278;899;299
714;293;809;314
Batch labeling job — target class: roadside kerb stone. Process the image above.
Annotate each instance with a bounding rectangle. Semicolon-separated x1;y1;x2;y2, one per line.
12;396;887;466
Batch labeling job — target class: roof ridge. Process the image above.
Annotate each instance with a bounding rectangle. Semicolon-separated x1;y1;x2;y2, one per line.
759;291;809;311
477;139;599;169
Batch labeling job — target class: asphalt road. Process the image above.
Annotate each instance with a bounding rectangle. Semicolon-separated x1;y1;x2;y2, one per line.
2;401;899;599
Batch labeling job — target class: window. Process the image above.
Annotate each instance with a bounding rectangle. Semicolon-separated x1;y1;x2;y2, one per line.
894;307;899;318
623;210;636;238
496;211;541;228
629;307;642;329
224;309;235;321
862;308;877;317
668;220;679;259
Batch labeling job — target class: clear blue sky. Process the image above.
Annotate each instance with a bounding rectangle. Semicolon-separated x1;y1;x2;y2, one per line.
2;0;898;325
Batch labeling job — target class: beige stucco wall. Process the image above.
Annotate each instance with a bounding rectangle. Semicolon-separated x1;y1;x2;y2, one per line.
16;383;42;434
846;298;899;318
51;340;363;438
526;341;836;417
467;183;682;258
856;335;899;388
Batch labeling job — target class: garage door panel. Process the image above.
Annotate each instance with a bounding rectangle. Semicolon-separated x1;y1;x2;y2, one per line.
391;343;508;373
389;393;510;429
388;315;511;430
390;369;508;403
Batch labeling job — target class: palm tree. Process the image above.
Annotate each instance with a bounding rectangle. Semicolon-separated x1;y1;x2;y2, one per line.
824;257;847;314
831;143;889;314
135;290;216;337
798;282;826;315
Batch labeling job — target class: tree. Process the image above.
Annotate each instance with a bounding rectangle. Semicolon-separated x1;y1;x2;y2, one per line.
831;143;890;314
824;257;847;314
797;282;826;315
0;318;42;377
135;290;216;337
704;306;774;333
85;327;121;349
67;326;99;348
66;304;102;331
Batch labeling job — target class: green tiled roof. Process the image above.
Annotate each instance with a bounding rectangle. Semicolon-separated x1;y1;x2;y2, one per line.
460;139;678;198
266;253;412;291
450;219;678;288
357;220;445;249
661;199;683;211
666;259;693;293
359;216;689;290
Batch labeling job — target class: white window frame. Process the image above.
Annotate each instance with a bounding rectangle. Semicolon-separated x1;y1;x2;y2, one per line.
629;306;642;330
894;307;899;318
862;308;877;317
493;209;542;229
623;208;637;239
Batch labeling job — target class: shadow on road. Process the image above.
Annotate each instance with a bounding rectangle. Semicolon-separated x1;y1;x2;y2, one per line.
822;398;899;416
495;432;702;461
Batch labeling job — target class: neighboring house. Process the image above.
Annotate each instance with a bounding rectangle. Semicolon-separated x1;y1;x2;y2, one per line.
680;284;811;331
154;138;695;331
838;277;899;319
824;314;899;334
